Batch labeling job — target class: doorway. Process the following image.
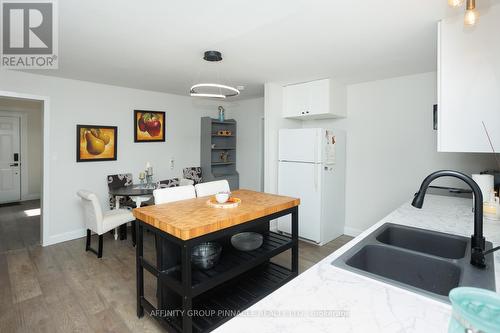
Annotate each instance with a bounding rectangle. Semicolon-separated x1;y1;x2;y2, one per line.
0;93;46;248
0;115;21;203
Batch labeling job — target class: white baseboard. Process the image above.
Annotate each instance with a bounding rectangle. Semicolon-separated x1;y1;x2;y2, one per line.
43;228;86;247
343;226;363;237
22;193;41;201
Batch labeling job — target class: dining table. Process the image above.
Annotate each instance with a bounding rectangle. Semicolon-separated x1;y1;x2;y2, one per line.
108;184;156;240
108;184;156;207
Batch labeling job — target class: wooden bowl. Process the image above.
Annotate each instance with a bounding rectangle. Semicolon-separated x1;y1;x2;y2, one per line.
207;197;241;209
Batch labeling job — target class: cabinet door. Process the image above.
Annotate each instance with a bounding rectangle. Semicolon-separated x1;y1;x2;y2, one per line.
308;79;330;116
438;11;500;152
283;83;309;118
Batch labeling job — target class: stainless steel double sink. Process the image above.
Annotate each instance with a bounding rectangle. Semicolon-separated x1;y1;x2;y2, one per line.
332;223;496;302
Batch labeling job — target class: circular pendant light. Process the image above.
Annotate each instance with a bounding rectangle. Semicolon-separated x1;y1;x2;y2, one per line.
190;83;240;99
190;51;240;99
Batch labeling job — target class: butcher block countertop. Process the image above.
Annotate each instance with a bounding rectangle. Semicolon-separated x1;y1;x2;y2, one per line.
132;189;300;240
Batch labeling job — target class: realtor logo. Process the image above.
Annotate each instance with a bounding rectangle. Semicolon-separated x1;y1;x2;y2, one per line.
1;0;58;69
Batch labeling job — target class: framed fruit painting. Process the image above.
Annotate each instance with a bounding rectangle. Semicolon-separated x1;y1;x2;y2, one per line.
77;125;117;162
134;110;165;142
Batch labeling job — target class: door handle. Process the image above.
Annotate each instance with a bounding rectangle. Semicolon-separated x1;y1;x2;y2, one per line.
314;165;318;191
9;163;19;167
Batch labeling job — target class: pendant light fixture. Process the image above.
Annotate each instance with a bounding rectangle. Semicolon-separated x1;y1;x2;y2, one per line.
447;0;464;7
447;0;479;26
464;0;479;26
190;51;240;99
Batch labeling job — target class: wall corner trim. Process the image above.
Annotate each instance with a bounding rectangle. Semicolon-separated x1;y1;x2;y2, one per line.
343;226;362;237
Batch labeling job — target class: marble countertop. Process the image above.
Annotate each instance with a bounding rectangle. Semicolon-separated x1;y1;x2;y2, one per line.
214;195;500;333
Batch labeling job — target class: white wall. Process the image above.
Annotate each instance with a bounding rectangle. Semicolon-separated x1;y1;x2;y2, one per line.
0;71;263;246
265;72;498;236
224;97;265;191
264;83;300;194
0;98;43;200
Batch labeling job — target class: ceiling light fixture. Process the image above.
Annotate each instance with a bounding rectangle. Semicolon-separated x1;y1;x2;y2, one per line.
464;0;479;26
447;0;479;26
448;0;464;8
190;51;240;99
190;83;240;99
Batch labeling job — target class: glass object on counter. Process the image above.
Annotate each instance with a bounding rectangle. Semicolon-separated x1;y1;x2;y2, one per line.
448;287;500;333
484;190;500;221
139;171;146;186
145;163;154;188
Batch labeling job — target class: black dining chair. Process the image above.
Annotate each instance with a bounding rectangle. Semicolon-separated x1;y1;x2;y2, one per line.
107;173;137;242
107;173;135;209
158;177;195;189
159;177;181;188
182;167;203;185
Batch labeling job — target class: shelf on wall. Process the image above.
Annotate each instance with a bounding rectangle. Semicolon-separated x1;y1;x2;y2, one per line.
201;116;239;189
211;120;236;125
212;162;235;166
213;173;238;178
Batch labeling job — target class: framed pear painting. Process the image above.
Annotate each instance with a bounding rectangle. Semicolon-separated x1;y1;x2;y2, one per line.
134;110;166;142
77;125;117;162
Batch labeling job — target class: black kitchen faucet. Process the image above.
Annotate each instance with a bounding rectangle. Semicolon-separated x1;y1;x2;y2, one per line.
412;170;500;268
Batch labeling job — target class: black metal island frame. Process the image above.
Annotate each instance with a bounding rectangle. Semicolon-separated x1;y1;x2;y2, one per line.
133;189;300;333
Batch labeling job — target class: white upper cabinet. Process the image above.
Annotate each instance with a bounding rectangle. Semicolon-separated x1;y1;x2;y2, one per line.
438;8;500;153
283;79;346;119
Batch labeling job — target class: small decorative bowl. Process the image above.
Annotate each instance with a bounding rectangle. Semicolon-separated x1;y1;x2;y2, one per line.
191;242;222;270
215;191;230;204
231;232;264;251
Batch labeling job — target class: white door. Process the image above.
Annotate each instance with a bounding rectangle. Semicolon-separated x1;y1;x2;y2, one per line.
0;116;21;203
277;161;322;243
278;128;323;163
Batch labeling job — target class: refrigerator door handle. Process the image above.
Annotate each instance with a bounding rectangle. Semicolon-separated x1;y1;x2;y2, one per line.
314;164;318;191
314;130;319;163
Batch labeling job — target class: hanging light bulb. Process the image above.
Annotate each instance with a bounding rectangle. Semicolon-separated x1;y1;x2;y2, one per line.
448;0;464;7
464;0;479;26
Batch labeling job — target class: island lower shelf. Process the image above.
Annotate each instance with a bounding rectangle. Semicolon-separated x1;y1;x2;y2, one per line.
159;231;293;297
141;262;294;333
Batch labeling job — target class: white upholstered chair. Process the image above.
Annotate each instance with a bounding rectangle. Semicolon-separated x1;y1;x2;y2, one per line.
194;180;230;197
153;185;196;204
77;190;136;258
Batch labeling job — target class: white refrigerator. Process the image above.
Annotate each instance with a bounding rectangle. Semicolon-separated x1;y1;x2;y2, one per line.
277;128;346;245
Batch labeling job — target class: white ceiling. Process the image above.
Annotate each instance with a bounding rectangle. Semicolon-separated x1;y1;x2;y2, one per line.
26;0;500;99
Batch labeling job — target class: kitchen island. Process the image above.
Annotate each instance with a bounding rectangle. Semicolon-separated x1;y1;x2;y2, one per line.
132;189;300;333
214;194;500;333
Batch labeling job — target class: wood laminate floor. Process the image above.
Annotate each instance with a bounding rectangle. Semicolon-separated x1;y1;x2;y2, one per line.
0;203;352;333
0;200;41;252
